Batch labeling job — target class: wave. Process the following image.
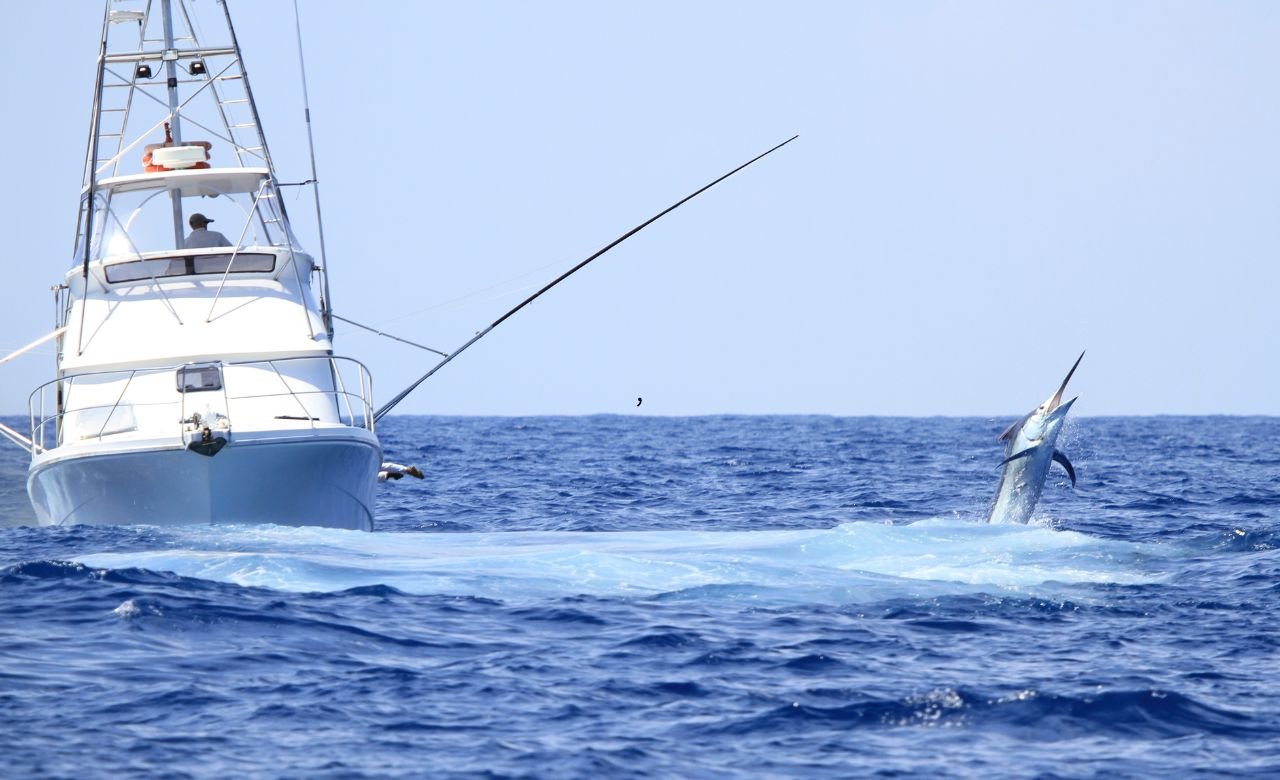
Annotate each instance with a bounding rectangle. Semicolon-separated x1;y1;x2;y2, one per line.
702;686;1270;740
70;519;1173;603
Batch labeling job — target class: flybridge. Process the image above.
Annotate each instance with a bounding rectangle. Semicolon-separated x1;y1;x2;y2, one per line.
82;167;293;268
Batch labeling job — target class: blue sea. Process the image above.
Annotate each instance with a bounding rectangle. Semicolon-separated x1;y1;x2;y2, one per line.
2;415;1278;778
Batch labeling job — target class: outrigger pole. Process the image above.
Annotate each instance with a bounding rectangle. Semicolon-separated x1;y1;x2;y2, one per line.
77;2;112;358
291;0;335;337
373;135;799;422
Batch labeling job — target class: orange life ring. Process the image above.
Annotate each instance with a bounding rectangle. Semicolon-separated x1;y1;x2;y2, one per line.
142;140;212;172
144;161;211;173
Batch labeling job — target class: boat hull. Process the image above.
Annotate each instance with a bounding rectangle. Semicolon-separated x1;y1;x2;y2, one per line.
28;429;382;530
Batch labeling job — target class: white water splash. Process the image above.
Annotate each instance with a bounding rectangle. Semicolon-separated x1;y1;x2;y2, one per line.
75;519;1171;604
111;597;161;619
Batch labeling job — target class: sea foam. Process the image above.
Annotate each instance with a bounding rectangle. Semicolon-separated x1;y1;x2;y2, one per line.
75;518;1170;604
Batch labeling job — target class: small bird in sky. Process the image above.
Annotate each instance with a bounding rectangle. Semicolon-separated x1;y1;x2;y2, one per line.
636;397;643;407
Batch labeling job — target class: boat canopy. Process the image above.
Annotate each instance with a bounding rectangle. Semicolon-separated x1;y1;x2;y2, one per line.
77;166;300;264
97;167;270;197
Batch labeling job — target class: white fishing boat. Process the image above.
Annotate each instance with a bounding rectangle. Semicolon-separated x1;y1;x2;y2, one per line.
0;2;796;530
0;0;381;528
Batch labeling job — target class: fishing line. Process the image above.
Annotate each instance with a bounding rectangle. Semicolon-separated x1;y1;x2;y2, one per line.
369;262;577;327
330;315;448;357
333;283;544;348
374;135;799;422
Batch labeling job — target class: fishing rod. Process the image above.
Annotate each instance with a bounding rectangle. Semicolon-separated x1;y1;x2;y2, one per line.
373;134;798;422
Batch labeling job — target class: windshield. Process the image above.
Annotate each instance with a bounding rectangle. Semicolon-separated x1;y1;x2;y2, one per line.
103;252;276;283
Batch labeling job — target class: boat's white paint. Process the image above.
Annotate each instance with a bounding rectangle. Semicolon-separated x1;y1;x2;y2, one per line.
29;427;381;530
61;246;328;373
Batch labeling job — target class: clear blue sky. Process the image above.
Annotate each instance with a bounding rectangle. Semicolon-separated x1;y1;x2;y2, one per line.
1;2;1277;416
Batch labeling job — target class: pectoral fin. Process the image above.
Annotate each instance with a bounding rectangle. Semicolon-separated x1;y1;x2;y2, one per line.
1053;450;1076;487
999;447;1037;468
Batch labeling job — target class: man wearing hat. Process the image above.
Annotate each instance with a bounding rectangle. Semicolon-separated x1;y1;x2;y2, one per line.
184;213;232;249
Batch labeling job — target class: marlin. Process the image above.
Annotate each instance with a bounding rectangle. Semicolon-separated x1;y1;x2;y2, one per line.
987;351;1084;524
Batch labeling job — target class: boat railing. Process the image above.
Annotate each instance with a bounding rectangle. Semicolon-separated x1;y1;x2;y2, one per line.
27;355;374;455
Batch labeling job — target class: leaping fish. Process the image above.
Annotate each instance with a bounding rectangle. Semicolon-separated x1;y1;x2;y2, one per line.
987;352;1084;524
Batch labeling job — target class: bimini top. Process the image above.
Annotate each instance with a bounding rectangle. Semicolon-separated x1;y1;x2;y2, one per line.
95;167;270;197
78;164;300;264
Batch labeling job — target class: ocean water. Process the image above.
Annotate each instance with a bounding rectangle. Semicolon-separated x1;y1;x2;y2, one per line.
1;415;1278;778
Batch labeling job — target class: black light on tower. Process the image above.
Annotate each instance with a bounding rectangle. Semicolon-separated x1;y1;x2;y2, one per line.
134;63;153;79
188;60;207;76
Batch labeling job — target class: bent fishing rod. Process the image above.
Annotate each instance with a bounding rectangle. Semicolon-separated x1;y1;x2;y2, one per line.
373;134;799;422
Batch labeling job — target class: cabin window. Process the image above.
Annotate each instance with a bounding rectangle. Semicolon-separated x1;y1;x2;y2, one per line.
176;364;223;393
192;253;275;275
105;252;276;283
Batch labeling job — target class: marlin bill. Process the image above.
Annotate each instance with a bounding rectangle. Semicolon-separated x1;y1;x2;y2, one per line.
987;352;1084;524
